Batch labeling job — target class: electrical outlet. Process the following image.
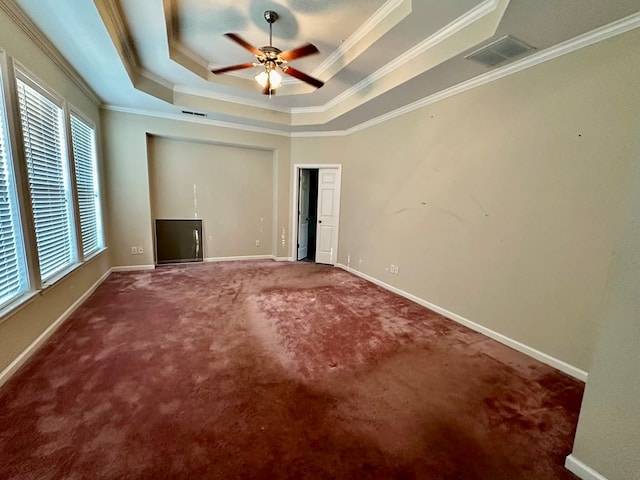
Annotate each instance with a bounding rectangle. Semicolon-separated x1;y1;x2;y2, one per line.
390;264;395;273
138;246;144;254
255;240;261;247
131;246;138;255
394;265;399;274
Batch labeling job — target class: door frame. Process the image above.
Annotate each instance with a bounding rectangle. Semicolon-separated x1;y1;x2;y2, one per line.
290;164;342;264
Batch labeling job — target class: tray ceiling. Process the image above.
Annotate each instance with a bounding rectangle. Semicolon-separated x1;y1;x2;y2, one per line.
8;0;640;134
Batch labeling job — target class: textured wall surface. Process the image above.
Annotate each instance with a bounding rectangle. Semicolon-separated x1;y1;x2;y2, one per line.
293;29;640;373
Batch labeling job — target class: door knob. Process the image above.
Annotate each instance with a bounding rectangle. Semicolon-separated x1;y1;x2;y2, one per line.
318;220;322;223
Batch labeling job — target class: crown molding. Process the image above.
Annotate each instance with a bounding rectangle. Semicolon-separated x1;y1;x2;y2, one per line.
164;0;315;95
94;0;176;104
311;0;412;80
101;104;291;137
0;0;101;105
103;10;640;139
278;0;412;87
173;85;293;114
164;0;412;94
93;0;140;82
138;68;173;90
292;0;500;115
291;129;350;138
293;11;640;137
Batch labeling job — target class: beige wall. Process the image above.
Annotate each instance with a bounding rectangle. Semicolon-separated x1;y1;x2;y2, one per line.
102;111;291;267
568;143;640;480
0;8;111;375
292;28;640;373
148;136;273;258
0;256;111;374
3;11;639;474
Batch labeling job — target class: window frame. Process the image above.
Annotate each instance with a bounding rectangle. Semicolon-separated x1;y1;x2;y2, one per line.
15;68;79;286
69;108;104;260
0;55;31;312
0;56;106;323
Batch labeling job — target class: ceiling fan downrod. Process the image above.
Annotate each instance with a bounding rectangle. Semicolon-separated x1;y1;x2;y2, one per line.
264;10;278;47
211;9;324;94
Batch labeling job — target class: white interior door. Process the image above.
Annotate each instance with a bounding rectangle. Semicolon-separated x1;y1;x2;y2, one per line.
297;169;310;260
315;168;341;265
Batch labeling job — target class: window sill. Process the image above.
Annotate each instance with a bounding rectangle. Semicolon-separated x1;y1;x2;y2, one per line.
83;246;108;264
40;247;107;294
0;247;108;324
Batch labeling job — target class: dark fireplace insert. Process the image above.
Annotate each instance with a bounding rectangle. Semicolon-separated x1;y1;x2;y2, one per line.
155;219;203;264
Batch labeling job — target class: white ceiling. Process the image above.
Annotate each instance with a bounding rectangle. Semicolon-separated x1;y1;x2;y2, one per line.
9;0;640;134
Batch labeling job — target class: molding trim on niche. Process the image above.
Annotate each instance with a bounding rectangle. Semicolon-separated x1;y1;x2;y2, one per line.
336;263;589;382
204;255;273;263
111;265;156;272
565;455;609;480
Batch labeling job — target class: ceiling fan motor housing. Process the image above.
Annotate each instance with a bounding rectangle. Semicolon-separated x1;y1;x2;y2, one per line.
264;10;278;24
259;46;283;63
211;9;324;93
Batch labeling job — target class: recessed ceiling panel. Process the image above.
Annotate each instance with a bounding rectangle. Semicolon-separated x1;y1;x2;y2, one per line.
175;0;388;76
9;0;640;133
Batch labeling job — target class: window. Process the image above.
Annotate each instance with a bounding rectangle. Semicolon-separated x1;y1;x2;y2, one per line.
0;73;28;307
70;113;102;257
0;61;105;312
17;76;75;283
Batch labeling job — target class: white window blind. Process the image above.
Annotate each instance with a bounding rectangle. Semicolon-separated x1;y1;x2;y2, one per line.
17;78;74;282
70;113;102;257
0;76;27;306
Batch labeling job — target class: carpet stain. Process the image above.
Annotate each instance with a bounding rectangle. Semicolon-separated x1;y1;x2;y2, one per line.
0;261;582;479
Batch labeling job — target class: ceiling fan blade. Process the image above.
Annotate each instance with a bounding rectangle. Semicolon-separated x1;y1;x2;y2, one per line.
283;66;324;89
279;43;319;62
224;33;262;57
211;62;256;74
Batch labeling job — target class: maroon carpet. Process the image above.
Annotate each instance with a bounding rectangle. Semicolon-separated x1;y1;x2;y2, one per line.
0;261;582;479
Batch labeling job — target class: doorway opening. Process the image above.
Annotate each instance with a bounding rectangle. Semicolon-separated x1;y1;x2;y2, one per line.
297;169;318;261
292;164;341;265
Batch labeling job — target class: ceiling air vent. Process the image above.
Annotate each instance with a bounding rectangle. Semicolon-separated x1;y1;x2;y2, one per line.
181;110;207;118
465;35;535;68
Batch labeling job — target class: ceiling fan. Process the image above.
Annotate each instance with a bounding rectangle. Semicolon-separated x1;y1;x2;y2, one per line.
211;10;324;96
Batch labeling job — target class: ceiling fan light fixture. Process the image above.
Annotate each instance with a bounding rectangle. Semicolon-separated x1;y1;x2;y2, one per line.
255;68;282;89
212;10;323;94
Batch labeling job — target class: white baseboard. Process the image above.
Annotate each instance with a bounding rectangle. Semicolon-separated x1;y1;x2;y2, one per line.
273;256;294;262
0;268;112;388
113;257;290;268
204;255;273;263
565;455;609;480
336;264;588;382
111;265;156;272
